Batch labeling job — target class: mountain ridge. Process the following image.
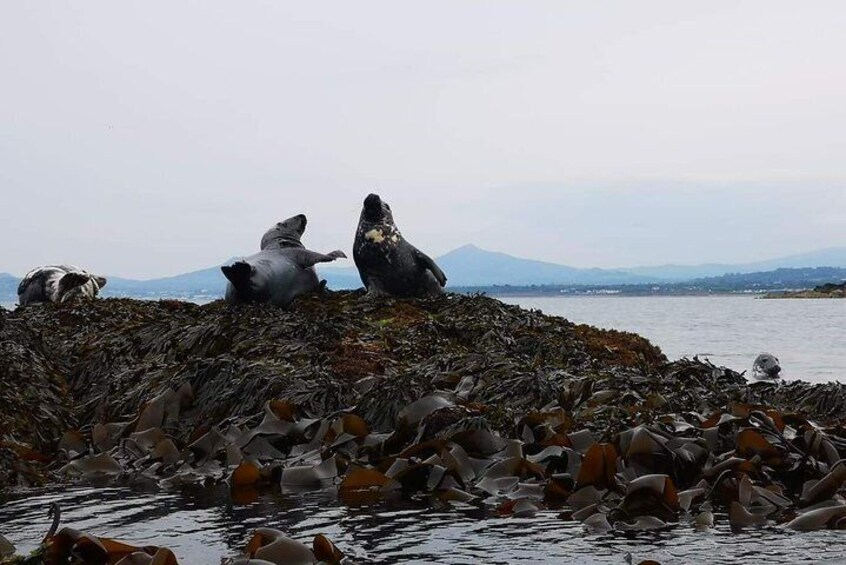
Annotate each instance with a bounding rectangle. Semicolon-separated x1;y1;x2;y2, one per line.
623;247;846;281
3;245;846;301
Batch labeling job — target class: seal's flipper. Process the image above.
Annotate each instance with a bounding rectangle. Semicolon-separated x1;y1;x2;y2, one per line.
57;272;90;297
412;248;447;287
221;262;254;294
325;250;347;260
291;249;347;269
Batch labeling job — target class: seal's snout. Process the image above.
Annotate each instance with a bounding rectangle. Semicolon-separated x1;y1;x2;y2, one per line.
281;213;307;235
363;193;385;220
364;193;382;208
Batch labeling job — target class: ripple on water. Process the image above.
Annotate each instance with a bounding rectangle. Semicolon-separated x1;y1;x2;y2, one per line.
3;486;846;564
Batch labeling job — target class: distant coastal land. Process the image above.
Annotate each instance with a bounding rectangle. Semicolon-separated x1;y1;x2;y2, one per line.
3;245;846;303
461;266;846;297
764;281;846;299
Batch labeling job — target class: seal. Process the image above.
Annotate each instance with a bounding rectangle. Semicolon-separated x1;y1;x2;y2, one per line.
752;352;781;380
18;265;107;306
221;213;346;307
353;193;447;298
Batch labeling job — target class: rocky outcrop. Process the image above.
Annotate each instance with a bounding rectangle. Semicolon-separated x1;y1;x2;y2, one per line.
5;293;846;562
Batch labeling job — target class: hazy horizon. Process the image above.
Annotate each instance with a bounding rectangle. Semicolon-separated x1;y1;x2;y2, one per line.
2;2;845;278
4;237;846;281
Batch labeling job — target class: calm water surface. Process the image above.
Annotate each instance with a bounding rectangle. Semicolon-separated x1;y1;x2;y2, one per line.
3;296;846;563
504;295;846;383
3;484;846;564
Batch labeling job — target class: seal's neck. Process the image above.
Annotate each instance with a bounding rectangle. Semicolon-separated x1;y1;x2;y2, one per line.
262;237;304;251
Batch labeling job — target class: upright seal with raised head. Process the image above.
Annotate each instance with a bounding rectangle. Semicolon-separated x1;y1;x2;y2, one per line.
353;193;447;298
221;214;346;307
18;265;107;306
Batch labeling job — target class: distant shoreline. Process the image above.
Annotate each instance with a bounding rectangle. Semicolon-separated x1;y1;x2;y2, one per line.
763;282;846;299
2;291;766;308
458;288;767;298
762;291;846;299
6;288;845;306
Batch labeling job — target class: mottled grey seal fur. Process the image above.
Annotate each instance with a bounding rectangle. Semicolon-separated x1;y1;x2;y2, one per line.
353;193;446;298
18;265;107;306
752;352;782;380
222;214;346;307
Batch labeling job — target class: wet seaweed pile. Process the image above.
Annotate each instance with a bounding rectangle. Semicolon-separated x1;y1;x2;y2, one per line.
3;293;846;564
0;309;74;489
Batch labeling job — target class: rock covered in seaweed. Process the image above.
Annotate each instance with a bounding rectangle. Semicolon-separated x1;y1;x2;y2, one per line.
0;307;74;488
3;292;666;440
4;291;846;561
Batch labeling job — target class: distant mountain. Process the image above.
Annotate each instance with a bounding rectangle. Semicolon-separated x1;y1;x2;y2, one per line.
689;266;846;290
465;267;846;297
317;244;658;288
625;247;846;281
104;265;227;299
0;273;18;305
438;245;658;286
323;245;846;287
4;245;846;301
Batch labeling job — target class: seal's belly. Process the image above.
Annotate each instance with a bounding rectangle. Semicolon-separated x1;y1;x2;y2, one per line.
355;241;428;296
251;255;320;306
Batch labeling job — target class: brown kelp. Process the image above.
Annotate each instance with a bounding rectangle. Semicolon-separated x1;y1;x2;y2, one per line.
3;292;846;562
0;308;74;489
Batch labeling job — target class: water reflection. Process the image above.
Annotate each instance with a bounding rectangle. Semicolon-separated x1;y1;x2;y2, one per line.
3;484;846;564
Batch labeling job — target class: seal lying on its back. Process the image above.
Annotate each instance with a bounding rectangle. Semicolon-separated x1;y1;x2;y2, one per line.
18;265;107;306
353;193;447;298
221;214;346;307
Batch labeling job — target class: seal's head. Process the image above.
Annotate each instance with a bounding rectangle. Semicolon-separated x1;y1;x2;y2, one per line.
752;352;781;380
360;193;394;225
261;214;307;250
57;271;107;302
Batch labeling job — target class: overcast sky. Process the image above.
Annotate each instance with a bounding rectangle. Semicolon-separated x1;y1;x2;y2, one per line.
2;2;844;278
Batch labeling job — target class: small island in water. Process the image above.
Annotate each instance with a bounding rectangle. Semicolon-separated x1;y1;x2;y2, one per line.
2;292;846;563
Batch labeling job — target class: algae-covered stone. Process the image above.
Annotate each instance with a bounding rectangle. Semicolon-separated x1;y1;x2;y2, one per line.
3;291;846;494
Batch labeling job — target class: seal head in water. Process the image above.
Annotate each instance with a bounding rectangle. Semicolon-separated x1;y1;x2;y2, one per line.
353;193;447;298
221;214;346;308
752;352;782;380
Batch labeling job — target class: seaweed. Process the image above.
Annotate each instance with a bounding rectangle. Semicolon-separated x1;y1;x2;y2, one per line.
4;292;846;563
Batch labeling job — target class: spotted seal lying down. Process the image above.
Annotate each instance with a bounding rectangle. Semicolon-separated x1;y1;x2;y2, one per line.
18;265;107;306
